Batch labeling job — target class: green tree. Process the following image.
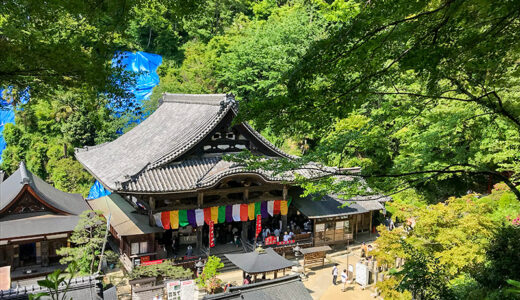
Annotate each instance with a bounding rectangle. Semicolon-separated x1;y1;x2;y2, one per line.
57;211;107;275
196;256;224;293
29;262;80;300
1;90;125;196
394;242;453;300
235;0;520;201
130;262;193;281
374;186;520;298
0;0;136;104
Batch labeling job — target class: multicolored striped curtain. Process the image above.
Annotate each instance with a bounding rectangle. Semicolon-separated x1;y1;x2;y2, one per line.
254;202;261;217
280;200;288;216
187;209;197;227
248;203;255;220
273;200;281;215
218;206;226;224
170;210;179;229
195;209;204;226
161;211;171;229
155;199;292;228
203;207;212;225
226;205;233;223
211;206;219;223
179;210;189;227
240;204;248;221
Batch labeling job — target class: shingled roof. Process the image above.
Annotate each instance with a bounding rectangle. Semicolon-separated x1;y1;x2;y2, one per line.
0;162;88;215
75;94;295;193
203;275;312;300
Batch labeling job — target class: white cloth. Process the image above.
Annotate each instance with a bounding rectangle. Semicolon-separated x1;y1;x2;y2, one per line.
267;201;274;216
341;272;347;283
195;209;204;227
153;213;163;228
232;204;241;222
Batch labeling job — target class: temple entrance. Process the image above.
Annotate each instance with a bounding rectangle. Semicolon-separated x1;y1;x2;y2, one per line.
19;243;36;266
204;221;243;247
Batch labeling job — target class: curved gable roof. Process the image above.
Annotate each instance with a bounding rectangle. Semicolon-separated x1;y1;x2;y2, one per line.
76;93;294;192
0;162;87;215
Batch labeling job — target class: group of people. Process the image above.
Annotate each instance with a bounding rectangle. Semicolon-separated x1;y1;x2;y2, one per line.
332;264;350;292
260;218;311;243
331;242;375;292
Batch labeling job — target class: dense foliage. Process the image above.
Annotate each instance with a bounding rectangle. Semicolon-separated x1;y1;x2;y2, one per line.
130;262;193;280
57;211;111;275
196;256;224;293
374;185;520;299
1;91;125;195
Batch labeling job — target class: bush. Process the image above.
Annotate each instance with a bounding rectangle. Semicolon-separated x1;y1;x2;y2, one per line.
130;261;193;281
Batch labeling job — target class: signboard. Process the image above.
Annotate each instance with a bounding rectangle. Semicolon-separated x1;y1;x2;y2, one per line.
166;280;181;300
141;259;164;266
276;240;294;245
209;221;215;248
265;236;277;245
355;263;369;286
255;215;262;238
180;280;195;299
315;224;325;232
166;280;196;300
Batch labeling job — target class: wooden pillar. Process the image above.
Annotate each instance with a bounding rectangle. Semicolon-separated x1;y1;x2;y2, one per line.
369;211;373;236
274;270;278;279
13;244;19;267
35;241;41;265
40;241;49;266
282;185;288;232
196;192;204;253
196;226;203;253
148;196;155;226
242;221;249;243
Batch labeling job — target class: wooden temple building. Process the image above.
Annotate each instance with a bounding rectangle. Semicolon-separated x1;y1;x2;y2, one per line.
75;93;388;268
0;162;90;277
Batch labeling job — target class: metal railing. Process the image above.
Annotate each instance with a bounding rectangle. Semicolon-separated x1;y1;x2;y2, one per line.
241;238;254;252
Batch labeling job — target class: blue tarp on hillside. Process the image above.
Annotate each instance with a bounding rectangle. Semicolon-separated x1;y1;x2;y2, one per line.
0;88;30;163
87;51;162;199
0;108;15;161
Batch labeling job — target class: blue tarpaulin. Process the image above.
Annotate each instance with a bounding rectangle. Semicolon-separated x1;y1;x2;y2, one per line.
87;51;162;199
0;52;162;197
0;88;30;163
0;108;15;161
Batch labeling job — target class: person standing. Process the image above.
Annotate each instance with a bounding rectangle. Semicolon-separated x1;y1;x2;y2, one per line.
274;228;281;241
341;269;348;291
332;264;338;285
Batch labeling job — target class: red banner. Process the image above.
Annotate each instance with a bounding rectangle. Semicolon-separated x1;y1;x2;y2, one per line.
141;259;164;266
265;236;277;245
276;240;295;246
209;220;215;248
255;214;262;238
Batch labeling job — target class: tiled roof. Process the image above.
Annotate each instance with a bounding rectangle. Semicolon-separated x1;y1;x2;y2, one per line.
87;194;163;236
293;193;388;219
75;94;295;192
0;162;87;215
122;157;293;193
0;213;80;240
203;274;312;300
0;275;104;299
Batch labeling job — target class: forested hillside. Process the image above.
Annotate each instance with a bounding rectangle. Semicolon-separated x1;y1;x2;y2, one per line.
2;0;520;204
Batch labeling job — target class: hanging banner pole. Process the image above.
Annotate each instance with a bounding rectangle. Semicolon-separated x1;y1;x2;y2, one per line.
209;220;215;256
253;214;261;249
